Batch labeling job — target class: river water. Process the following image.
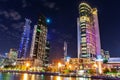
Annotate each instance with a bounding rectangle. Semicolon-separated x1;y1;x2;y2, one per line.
0;73;104;80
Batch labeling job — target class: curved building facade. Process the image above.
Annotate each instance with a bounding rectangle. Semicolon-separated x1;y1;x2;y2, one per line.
77;3;101;59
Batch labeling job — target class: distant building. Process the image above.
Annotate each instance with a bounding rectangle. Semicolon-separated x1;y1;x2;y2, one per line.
104;51;110;59
8;48;18;60
107;58;120;63
30;15;48;67
64;41;67;62
103;57;120;69
77;3;101;59
101;49;110;60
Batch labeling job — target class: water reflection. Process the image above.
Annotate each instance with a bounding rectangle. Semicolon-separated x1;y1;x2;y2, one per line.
76;77;91;80
31;75;35;80
23;73;28;80
0;73;104;80
56;76;61;80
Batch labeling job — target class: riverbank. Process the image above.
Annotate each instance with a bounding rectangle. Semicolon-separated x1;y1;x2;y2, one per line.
0;70;120;80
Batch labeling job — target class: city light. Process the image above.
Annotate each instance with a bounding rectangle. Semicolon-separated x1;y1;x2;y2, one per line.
0;1;120;80
26;63;30;67
58;62;62;68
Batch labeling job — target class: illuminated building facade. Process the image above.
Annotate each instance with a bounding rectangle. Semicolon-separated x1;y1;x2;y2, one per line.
43;41;50;66
101;49;110;60
18;19;31;58
8;48;18;60
30;15;48;66
77;3;101;58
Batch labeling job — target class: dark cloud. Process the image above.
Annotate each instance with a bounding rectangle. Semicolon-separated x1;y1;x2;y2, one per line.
22;0;27;8
0;10;21;20
0;24;8;31
11;22;24;31
43;2;56;9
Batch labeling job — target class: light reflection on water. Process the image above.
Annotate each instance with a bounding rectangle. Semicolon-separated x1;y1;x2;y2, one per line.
0;73;104;80
23;73;28;80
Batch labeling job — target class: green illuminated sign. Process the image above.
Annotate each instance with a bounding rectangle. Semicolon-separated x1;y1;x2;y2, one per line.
37;29;42;32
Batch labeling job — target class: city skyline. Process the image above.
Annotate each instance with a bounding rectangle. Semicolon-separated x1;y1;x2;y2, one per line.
0;0;120;60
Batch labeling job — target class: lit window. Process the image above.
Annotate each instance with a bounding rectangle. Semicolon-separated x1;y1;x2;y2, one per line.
82;51;86;53
81;37;86;42
82;47;86;50
81;43;86;46
81;34;86;36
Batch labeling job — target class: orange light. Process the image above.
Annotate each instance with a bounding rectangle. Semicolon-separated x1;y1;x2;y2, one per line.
26;63;30;67
58;62;62;68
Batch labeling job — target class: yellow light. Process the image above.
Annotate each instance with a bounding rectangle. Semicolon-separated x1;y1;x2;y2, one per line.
23;73;28;80
56;76;61;80
26;63;30;67
69;65;71;69
93;63;97;68
98;61;102;74
92;8;97;15
58;62;62;68
31;75;35;80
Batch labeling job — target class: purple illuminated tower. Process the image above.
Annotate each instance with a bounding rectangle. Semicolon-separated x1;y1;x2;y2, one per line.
18;19;31;58
77;3;101;59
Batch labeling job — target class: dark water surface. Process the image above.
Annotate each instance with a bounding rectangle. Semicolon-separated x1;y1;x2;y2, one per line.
0;73;104;80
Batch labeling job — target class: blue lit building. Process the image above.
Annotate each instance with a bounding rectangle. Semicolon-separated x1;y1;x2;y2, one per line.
18;19;31;58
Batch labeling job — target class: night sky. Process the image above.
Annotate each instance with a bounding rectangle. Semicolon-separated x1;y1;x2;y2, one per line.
0;0;120;60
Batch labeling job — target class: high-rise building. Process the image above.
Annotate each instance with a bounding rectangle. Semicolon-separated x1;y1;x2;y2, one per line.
77;3;101;59
30;15;48;66
18;19;31;58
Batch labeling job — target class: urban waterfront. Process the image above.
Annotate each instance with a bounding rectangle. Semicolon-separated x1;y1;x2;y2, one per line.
0;0;120;80
0;73;105;80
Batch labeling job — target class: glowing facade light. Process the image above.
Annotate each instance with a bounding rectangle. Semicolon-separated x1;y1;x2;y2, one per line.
37;28;42;32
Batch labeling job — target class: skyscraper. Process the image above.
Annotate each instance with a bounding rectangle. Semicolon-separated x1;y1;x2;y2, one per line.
77;3;101;59
30;15;48;66
18;19;31;58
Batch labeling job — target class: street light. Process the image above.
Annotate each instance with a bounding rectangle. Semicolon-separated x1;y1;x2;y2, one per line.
69;65;71;70
26;63;30;67
58;62;62;73
58;62;62;68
